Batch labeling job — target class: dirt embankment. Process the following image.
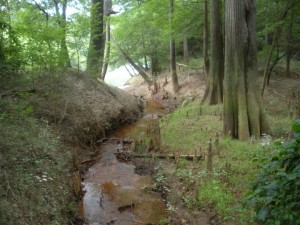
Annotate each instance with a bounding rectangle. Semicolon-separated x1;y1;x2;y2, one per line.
29;72;143;144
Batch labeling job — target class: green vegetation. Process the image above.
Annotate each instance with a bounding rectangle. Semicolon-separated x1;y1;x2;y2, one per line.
0;96;76;225
158;101;295;223
198;179;234;219
248;120;300;225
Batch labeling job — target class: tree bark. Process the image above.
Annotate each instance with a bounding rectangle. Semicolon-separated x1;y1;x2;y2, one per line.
100;0;113;80
286;11;294;77
169;0;179;93
224;0;269;140
100;17;110;80
86;0;104;77
203;0;209;76
202;0;223;105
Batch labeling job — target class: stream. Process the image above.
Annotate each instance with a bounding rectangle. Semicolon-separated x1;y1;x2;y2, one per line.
80;99;169;225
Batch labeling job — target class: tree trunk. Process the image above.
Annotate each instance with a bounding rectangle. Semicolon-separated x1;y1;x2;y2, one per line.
100;0;113;80
61;0;71;67
224;0;269;140
202;0;223;105
100;17;110;80
112;36;152;86
183;33;189;63
53;0;71;68
180;0;189;63
286;11;294;77
203;0;209;76
169;0;179;93
141;34;149;70
261;1;295;96
86;0;104;77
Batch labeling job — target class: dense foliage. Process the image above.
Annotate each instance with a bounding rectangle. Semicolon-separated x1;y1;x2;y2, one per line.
249;120;300;225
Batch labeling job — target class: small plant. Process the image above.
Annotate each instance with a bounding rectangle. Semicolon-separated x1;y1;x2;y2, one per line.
198;179;234;219
248;120;300;225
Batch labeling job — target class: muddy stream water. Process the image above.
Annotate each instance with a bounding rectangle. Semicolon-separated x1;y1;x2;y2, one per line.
80;100;168;225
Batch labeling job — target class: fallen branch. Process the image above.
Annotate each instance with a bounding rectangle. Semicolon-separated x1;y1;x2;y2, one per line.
81;158;96;165
176;62;201;71
114;152;202;161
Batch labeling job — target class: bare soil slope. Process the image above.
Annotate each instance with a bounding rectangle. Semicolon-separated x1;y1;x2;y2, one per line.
29;72;143;143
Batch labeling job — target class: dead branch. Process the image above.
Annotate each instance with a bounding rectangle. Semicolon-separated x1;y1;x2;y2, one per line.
114;152;202;161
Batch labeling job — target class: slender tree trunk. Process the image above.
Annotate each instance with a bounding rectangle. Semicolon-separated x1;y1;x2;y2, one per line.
169;0;179;93
180;0;189;63
202;0;223;105
183;33;189;63
101;17;110;80
203;0;209;76
53;0;71;68
224;0;269;140
261;1;295;96
264;0;269;45
141;34;149;70
61;0;71;67
100;0;113;80
124;64;134;77
286;11;294;77
87;0;104;77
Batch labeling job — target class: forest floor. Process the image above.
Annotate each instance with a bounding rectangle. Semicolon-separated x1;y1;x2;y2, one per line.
121;66;300;225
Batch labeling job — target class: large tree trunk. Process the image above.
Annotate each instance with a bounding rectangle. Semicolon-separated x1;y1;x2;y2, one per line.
224;0;269;140
202;0;223;105
169;0;179;93
203;0;209;76
86;0;104;77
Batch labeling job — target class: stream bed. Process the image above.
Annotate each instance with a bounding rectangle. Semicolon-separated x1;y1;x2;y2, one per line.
80;100;168;225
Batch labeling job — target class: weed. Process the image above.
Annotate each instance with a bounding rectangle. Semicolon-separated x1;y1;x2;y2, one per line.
198;179;234;220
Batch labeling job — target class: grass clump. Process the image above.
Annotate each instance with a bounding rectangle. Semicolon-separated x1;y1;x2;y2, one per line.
160;102;222;153
0;98;76;225
198;179;234;219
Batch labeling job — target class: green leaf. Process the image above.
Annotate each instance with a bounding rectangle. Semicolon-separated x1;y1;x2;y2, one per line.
292;120;300;133
257;208;269;221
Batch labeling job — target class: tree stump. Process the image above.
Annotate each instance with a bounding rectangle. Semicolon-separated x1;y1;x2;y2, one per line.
147;119;161;152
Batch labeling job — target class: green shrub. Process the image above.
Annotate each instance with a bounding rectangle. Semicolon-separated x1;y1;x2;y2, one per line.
248;120;300;225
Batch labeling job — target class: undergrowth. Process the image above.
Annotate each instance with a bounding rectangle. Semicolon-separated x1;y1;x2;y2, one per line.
159;101;294;224
0;97;76;225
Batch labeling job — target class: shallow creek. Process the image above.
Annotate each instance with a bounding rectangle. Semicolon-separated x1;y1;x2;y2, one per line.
80;100;168;225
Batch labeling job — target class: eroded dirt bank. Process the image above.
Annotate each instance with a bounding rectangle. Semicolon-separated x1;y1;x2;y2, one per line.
29;72;143;144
